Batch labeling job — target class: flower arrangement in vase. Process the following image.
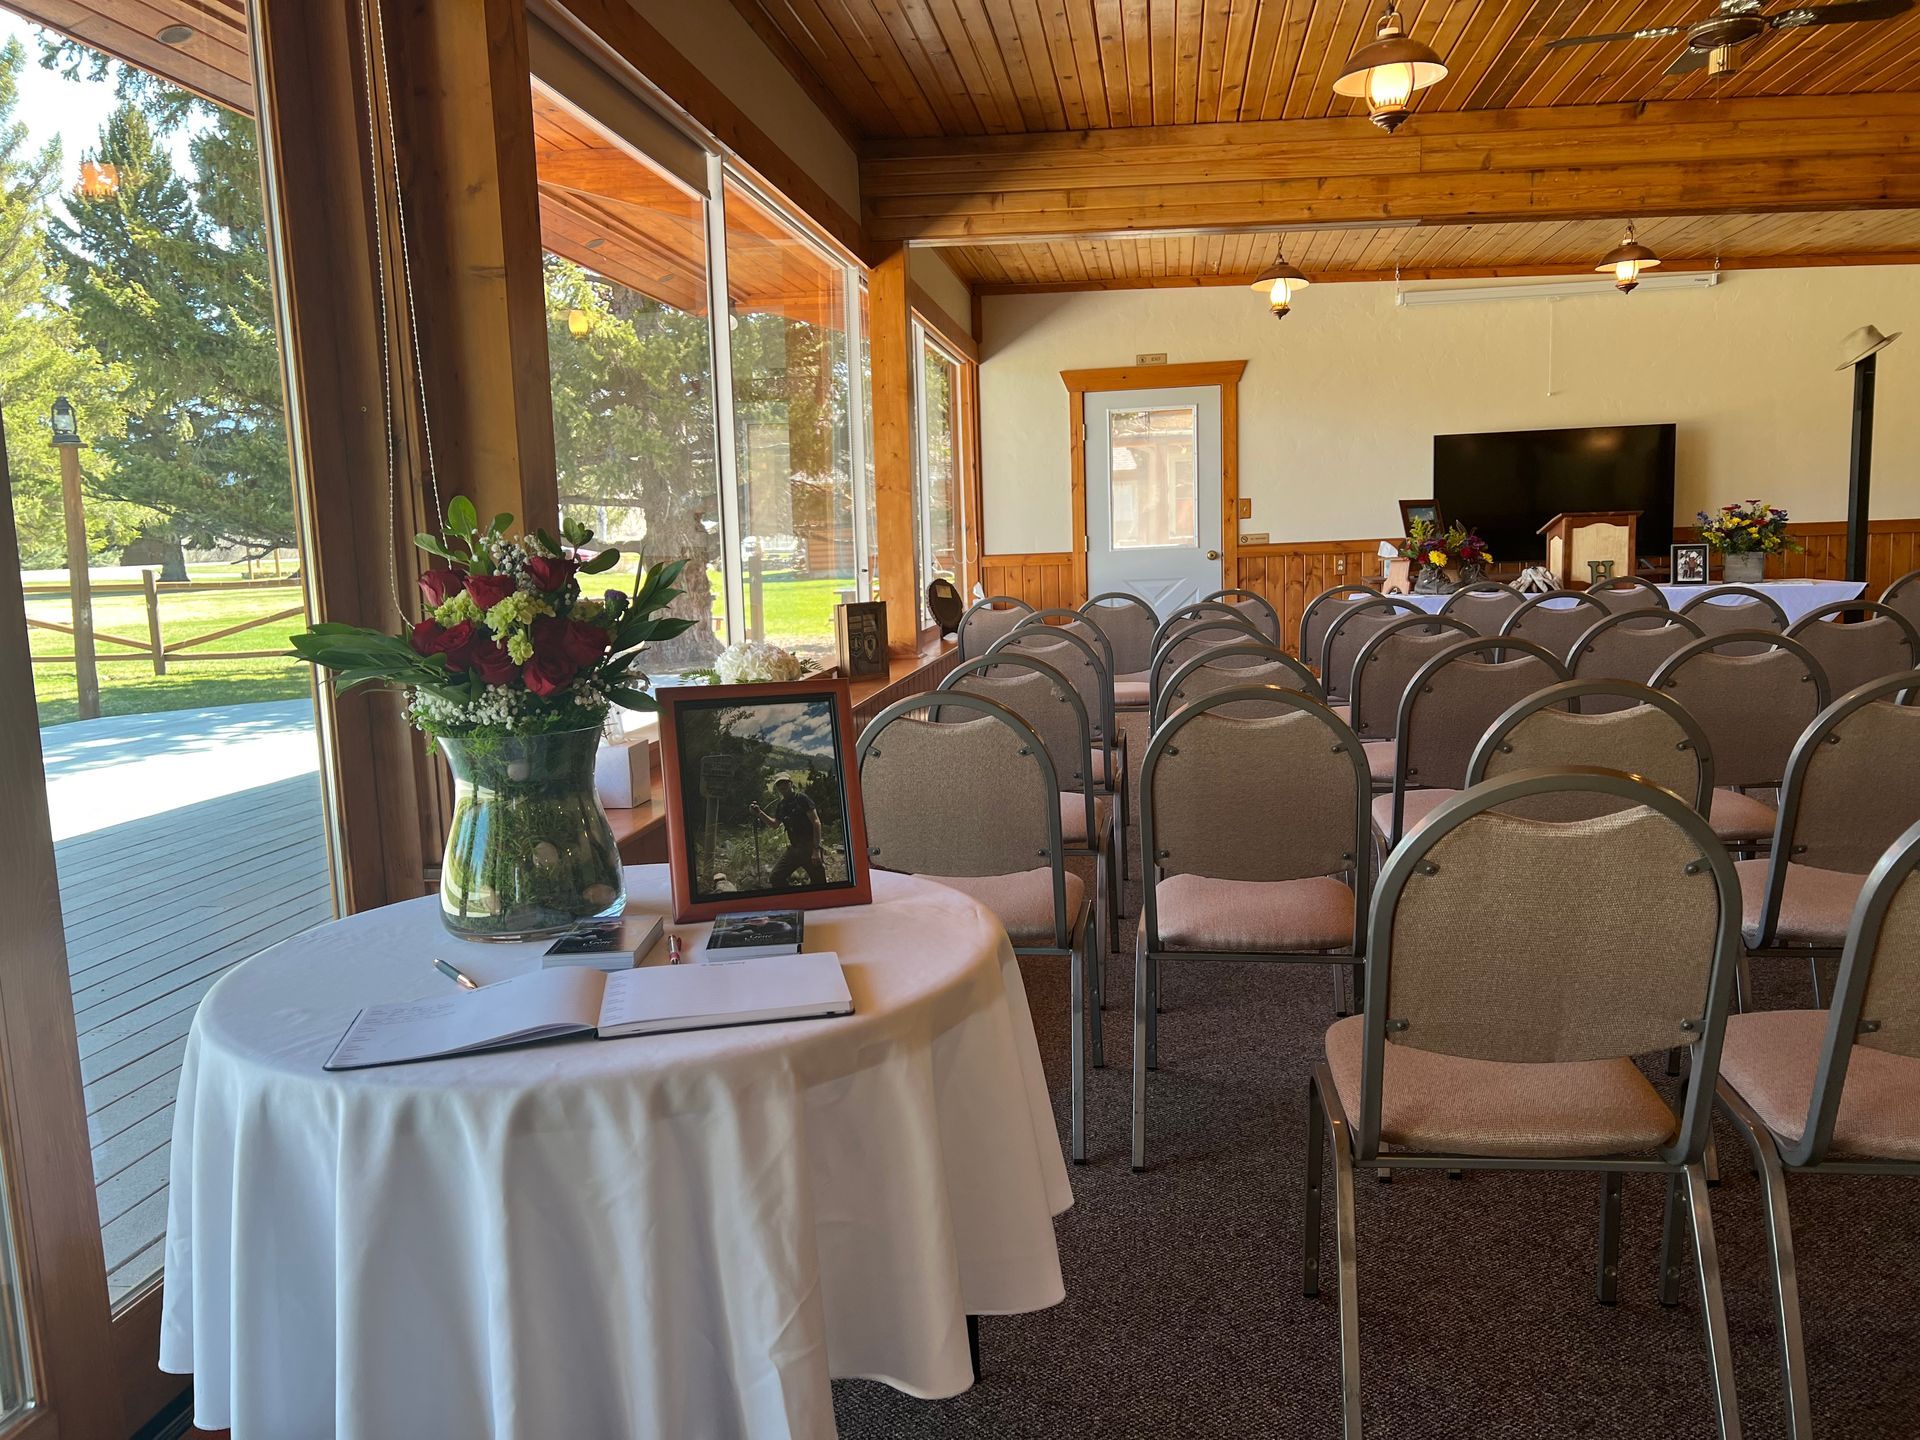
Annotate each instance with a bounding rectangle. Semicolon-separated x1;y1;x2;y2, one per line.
1398;519;1494;593
289;497;695;939
1696;500;1798;584
690;639;815;686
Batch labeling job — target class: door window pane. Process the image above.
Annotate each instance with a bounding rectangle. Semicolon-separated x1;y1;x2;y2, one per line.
532;83;724;679
1108;405;1198;551
723;176;854;665
915;329;961;626
3;21;334;1307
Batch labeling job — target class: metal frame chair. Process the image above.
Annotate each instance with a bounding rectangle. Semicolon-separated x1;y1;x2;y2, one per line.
1150;601;1263;661
1882;566;1920;633
1346;614;1475;744
1135;685;1372;1171
1147;620;1273;716
1152;642;1321;729
1569;609;1707;706
1317;597;1424;706
1466;678;1716;818
1080;591;1159;695
956;594;1034;661
1678;586;1789;655
1586;574;1669;614
1783;599;1920;700
1436;581;1524;635
1204;587;1282;643
1715;817;1920;1440
1305;768;1746;1440
858;691;1094;1161
1497;589;1611;661
1300;584;1383;666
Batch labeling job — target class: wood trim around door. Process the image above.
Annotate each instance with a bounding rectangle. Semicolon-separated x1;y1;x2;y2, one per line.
1060;360;1248;607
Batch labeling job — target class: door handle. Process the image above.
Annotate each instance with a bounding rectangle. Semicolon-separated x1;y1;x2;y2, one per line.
1206;549;1221;561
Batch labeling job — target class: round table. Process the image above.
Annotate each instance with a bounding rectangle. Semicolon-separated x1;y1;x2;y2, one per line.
160;868;1070;1440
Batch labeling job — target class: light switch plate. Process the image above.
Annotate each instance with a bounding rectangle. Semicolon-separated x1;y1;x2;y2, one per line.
1238;498;1253;519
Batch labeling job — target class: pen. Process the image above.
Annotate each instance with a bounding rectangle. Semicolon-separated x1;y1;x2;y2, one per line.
667;934;683;966
433;957;478;990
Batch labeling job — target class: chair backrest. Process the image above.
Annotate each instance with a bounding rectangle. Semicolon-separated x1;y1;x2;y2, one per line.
1678;586;1789;656
1791;817;1920;1165
957;595;1033;660
1300;583;1382;663
1153;643;1320;727
1437;582;1525;636
1467;679;1714;820
856;692;1071;949
989;624;1116;758
1586;575;1669;617
1204;588;1282;644
1017;607;1117;687
1498;589;1612;663
1150;602;1262;662
1882;568;1920;636
1386;636;1569;843
1569;610;1707;711
1346;614;1475;742
1150;621;1276;712
1764;670;1920;879
1080;591;1158;675
1318;597;1423;704
1784;600;1920;702
940;654;1095;842
1140;686;1370;955
1355;768;1740;1165
1648;632;1830;789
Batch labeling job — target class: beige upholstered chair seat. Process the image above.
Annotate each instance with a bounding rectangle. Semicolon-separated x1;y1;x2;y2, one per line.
1114;678;1150;707
1117;668;1150;689
924;868;1086;946
1059;793;1113;845
1709;787;1777;844
1324;1015;1678;1158
1363;739;1395;784
1329;702;1350;724
1155;873;1352;954
1369;788;1458;843
1721;1010;1920;1160
1735;858;1866;948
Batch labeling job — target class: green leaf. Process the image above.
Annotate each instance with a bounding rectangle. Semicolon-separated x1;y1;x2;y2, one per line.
488;512;514;540
578;547;621;574
533;528;562;558
606;685;658;711
414;534;463;564
446;495;478;537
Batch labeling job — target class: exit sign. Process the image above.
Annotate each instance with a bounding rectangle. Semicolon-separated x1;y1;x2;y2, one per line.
1135;353;1168;365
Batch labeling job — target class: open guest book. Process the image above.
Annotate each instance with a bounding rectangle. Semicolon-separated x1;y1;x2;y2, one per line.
324;953;852;1071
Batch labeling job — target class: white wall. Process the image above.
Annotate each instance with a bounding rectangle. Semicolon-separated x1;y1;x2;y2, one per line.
910;249;974;331
625;0;860;218
979;266;1920;554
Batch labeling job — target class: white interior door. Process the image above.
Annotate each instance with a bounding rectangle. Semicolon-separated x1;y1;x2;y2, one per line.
1084;385;1222;617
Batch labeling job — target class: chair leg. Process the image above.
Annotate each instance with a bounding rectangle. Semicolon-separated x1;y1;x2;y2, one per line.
1131;931;1149;1172
1304;1076;1325;1297
1735;956;1755;1014
1089;867;1106;1070
1684;1164;1744;1440
1808;956;1824;1008
967;1314;981;1382
1146;951;1159;1070
1328;1093;1364;1440
1330;964;1348;1019
1595;1170;1624;1306
1729;1102;1813;1440
1069;924;1086;1165
1659;1170;1686;1309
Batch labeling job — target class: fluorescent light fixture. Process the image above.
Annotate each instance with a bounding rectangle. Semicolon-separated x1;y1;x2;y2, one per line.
1395;272;1720;307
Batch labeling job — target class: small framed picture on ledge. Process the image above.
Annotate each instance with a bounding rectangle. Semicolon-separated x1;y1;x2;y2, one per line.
656;679;872;923
834;601;889;679
1670;543;1710;586
1399;498;1440;534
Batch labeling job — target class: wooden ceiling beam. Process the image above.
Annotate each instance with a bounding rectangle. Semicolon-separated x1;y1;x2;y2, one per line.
862;93;1920;244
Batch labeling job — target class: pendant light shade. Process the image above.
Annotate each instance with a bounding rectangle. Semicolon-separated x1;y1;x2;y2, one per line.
1597;222;1661;294
1333;1;1447;134
1250;258;1310;319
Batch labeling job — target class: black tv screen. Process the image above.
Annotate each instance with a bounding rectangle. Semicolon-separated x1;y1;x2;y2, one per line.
1432;424;1676;564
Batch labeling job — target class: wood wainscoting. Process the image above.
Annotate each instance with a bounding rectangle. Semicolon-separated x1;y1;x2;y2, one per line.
979;552;1079;611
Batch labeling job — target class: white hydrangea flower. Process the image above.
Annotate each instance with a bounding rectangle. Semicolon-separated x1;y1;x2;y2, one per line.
714;641;807;685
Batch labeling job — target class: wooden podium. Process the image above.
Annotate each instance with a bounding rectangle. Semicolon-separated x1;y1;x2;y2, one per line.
1538;511;1641;588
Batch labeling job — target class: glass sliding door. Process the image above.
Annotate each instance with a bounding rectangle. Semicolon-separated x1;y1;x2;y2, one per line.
913;322;964;628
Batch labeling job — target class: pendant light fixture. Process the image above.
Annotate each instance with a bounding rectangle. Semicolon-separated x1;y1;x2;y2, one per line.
1597;222;1661;294
1249;257;1310;319
1333;1;1448;134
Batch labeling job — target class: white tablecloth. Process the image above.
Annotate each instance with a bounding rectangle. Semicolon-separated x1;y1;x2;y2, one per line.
160;868;1070;1440
1389;579;1865;625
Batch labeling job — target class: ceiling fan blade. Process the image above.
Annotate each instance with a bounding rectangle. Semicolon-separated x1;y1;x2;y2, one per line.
1543;25;1688;49
1665;46;1713;74
1771;0;1913;27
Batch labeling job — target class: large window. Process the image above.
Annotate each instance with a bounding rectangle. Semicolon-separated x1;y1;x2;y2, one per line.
913;321;964;626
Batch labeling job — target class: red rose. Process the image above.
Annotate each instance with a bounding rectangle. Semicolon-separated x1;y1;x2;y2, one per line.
525;555;576;592
418;566;463;608
437;620;478;672
469;638;517;686
521;651;578;697
464;572;518;611
409;619;445;655
530;614;605;667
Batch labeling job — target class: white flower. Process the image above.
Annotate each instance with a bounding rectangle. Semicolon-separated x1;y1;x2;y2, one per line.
713;641;807;685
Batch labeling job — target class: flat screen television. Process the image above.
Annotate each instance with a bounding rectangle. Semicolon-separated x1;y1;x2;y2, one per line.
1432;423;1676;564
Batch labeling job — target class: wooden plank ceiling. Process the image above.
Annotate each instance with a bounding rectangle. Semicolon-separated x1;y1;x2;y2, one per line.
5;0;251;111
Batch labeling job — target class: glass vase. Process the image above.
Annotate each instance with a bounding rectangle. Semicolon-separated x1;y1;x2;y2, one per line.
436;727;625;941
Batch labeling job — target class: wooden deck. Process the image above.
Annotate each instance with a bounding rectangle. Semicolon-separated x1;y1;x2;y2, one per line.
63;772;332;1305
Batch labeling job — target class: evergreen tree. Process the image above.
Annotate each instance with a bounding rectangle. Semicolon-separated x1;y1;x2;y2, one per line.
0;39;137;568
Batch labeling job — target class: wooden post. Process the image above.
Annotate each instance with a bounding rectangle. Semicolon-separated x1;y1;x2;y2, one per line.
869;247;919;655
142;568;166;675
53;416;99;720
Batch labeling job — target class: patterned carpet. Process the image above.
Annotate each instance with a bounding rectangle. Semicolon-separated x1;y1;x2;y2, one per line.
831;714;1920;1440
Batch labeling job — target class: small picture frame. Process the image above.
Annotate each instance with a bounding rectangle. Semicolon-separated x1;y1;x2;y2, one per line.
834;601;889;678
1399;499;1441;534
656;679;872;923
1670;543;1710;586
926;578;964;637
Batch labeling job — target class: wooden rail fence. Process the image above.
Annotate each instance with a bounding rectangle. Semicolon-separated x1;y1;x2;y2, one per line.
23;572;306;687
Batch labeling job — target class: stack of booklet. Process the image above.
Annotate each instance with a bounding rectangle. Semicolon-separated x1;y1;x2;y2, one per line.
325;953;851;1071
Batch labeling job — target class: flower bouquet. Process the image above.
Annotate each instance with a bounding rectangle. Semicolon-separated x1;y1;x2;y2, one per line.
1398;519;1493;593
689;640;814;686
289;497;695;939
1696;500;1798;583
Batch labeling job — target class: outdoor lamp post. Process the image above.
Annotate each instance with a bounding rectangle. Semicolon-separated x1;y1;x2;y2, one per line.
50;396;100;719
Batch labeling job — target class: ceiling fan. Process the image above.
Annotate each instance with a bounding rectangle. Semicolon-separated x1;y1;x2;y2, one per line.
1545;0;1913;78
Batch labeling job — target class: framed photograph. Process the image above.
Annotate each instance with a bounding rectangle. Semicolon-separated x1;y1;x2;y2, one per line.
1670;543;1710;586
834;600;889;678
1399;498;1441;534
656;679;872;923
